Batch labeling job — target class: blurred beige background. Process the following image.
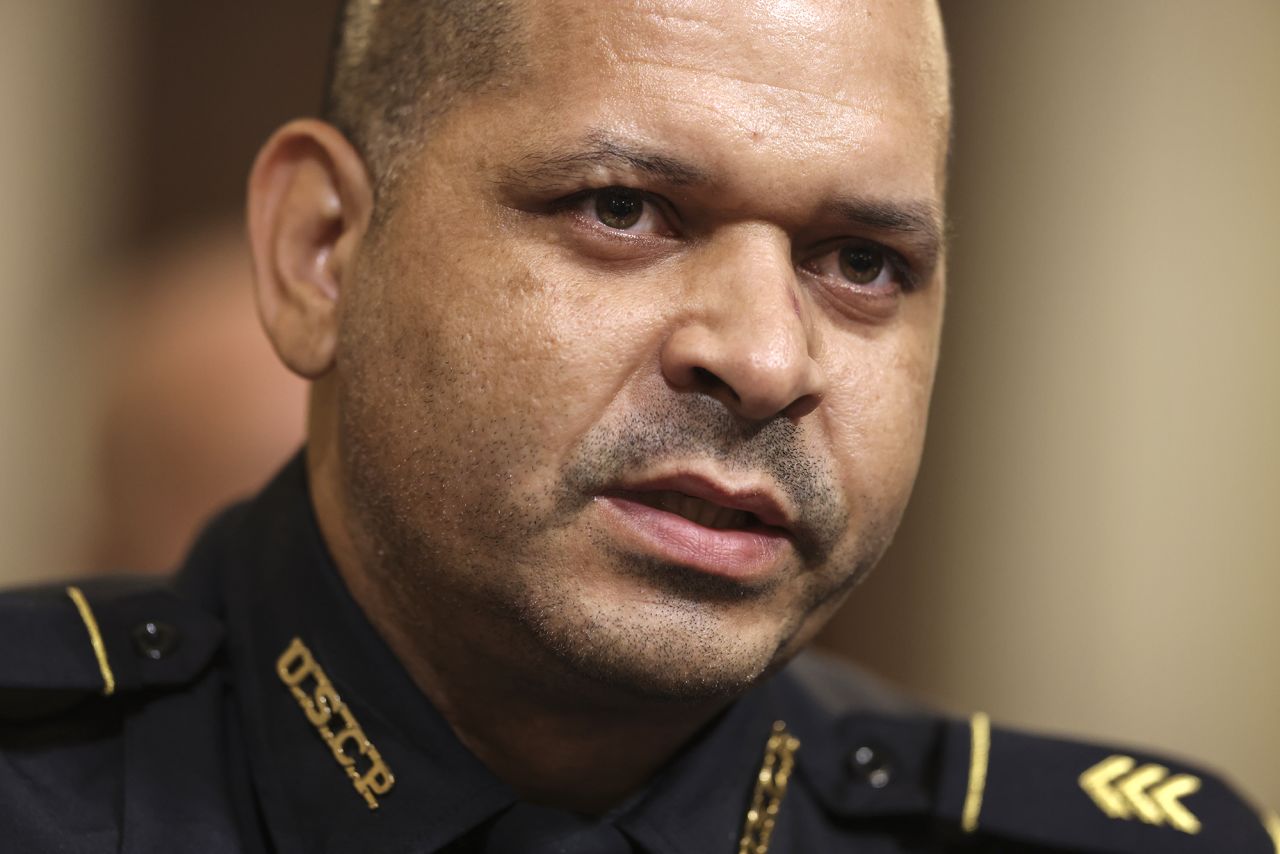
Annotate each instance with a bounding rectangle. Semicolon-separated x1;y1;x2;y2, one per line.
1;0;1276;810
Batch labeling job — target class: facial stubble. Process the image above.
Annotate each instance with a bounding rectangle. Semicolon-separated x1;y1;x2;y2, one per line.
338;282;904;703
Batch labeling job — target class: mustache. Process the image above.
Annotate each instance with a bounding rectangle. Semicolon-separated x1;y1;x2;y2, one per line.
558;394;848;563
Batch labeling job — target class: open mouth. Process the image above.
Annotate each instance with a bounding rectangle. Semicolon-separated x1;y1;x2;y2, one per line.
622;489;761;531
596;481;791;581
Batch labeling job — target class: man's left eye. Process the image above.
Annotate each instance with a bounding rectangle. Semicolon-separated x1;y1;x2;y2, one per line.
808;240;904;293
577;187;672;235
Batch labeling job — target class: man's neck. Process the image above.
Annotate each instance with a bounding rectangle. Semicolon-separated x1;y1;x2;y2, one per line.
365;596;725;814
335;556;727;813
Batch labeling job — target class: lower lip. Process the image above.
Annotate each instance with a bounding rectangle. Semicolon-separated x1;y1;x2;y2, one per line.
595;495;791;583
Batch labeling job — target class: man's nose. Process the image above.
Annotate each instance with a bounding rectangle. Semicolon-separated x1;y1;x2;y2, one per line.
660;231;826;421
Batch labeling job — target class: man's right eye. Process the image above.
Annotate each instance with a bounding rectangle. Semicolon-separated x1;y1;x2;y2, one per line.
574;187;673;236
596;188;643;229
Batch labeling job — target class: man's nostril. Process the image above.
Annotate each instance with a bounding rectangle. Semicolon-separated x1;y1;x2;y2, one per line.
692;367;740;403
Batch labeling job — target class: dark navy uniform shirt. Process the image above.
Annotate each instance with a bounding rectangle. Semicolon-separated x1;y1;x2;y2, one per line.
1;457;1276;852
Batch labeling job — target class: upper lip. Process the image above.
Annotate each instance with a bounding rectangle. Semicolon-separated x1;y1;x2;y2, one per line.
606;471;795;533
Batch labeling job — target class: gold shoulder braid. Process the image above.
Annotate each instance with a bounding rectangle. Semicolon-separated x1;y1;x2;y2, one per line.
738;721;801;854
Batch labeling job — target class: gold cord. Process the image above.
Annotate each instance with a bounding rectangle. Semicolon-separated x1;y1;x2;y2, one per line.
66;586;116;697
961;711;991;833
738;721;801;854
1262;809;1280;853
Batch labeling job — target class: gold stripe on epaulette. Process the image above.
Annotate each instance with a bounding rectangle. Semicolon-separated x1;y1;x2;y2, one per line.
65;586;116;697
1262;809;1280;853
960;711;991;833
737;721;800;854
277;637;395;810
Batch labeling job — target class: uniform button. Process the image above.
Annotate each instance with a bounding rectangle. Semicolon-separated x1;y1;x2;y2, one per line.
849;742;894;789
132;621;180;660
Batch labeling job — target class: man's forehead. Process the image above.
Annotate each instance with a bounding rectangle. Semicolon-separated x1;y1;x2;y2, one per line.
513;0;951;181
520;0;948;101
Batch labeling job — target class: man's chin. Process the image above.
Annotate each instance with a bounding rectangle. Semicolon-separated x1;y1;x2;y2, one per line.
556;645;773;705
517;596;797;706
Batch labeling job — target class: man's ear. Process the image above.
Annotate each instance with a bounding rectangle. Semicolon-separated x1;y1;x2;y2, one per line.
247;119;374;379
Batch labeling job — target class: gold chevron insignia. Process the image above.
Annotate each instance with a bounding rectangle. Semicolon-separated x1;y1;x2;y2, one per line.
1078;755;1202;835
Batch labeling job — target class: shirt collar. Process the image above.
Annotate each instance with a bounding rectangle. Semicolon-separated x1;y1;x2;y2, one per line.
618;680;781;854
203;455;515;854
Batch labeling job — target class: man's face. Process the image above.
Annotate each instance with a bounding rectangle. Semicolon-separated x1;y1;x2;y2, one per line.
335;0;950;700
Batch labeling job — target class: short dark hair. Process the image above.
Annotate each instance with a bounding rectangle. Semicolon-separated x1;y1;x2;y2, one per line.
324;0;521;197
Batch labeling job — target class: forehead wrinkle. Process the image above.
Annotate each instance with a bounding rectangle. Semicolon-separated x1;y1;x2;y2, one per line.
612;0;949;101
630;5;730;38
609;70;946;209
514;0;948;165
630;0;850;54
613;55;946;166
619;56;886;117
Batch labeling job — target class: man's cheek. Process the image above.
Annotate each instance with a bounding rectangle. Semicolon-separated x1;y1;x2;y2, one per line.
822;398;926;505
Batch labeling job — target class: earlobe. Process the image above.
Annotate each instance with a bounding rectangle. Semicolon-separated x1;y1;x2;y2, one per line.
247;119;373;379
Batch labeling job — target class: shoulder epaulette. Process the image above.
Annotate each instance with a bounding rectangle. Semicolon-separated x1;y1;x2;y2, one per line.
795;707;1279;852
0;578;224;717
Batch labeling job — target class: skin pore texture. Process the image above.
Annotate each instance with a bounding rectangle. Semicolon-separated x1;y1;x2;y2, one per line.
249;0;950;815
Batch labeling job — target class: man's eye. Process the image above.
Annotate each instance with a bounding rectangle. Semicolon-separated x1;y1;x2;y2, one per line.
839;244;886;285
809;240;904;293
597;188;643;229
575;187;671;235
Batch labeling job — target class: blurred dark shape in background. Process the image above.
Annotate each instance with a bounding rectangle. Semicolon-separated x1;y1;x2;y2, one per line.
122;2;339;253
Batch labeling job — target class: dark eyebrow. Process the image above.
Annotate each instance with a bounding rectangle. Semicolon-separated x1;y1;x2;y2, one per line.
501;134;947;269
825;196;947;261
502;133;712;188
